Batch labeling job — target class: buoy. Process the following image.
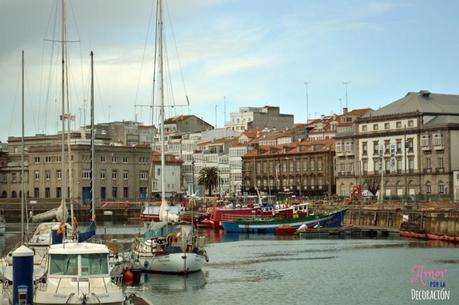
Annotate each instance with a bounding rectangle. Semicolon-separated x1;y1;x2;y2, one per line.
123;270;134;286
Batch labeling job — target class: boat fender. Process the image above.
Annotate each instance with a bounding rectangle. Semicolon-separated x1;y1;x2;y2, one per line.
143;260;149;269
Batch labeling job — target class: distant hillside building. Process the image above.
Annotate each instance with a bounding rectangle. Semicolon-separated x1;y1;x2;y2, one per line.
163;115;213;136
225;106;294;132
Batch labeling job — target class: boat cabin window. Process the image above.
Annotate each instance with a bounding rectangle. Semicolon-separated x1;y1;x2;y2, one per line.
49;254;78;275
81;254;108;275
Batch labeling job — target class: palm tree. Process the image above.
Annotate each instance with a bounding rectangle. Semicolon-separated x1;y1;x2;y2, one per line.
198;167;219;196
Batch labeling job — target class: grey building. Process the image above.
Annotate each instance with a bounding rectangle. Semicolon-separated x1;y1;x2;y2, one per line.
337;90;459;200
225;106;294;132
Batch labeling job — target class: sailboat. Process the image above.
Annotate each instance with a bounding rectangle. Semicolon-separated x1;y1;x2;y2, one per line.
131;0;208;273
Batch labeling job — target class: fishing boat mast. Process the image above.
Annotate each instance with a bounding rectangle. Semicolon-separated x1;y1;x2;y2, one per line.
90;51;95;219
158;0;166;209
60;0;67;226
21;50;25;243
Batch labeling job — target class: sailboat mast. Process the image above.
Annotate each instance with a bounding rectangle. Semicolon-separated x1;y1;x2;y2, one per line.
158;0;166;204
90;51;95;219
21;50;25;243
60;0;67;222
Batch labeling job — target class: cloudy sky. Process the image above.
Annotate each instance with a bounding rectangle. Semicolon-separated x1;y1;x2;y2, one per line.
1;0;459;142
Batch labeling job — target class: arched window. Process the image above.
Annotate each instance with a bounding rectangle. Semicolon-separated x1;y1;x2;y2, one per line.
438;181;445;194
425;181;431;194
1;191;6;198
11;191;17;198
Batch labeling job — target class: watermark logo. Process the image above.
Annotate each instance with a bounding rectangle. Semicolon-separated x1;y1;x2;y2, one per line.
410;264;451;301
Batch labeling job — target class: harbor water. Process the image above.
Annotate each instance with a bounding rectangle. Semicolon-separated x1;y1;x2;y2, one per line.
2;224;458;305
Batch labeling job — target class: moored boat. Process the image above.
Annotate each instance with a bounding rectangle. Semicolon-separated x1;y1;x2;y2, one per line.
222;209;347;234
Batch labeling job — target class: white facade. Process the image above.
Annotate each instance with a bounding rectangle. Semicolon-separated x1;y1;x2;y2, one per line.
152;163;181;197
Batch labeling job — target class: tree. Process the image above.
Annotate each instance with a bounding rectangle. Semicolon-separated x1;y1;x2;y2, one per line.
198;167;219;196
365;176;380;196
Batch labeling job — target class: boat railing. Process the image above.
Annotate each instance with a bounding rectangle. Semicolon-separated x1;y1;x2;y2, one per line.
221;213;272;222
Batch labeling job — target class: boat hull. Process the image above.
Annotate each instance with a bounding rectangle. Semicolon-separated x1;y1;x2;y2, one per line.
138;252;206;273
222;209;346;234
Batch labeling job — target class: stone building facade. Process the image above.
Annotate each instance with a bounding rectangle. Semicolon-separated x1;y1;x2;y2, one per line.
336;90;459;199
242;139;335;196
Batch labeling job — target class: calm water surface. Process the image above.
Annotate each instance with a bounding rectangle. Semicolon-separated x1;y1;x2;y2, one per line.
2;224;458;305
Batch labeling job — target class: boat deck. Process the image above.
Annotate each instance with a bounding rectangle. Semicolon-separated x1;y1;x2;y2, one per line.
129;295;153;305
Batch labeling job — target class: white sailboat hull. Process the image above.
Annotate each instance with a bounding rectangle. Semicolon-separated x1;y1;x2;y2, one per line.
138;252;206;273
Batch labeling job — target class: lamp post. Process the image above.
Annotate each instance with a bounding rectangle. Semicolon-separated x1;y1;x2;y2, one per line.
192;159;195;195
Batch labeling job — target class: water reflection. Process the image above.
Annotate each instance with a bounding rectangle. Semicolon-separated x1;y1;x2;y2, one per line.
144;271;208;292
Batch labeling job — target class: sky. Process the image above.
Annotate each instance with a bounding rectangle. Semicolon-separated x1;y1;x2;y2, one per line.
1;0;459;142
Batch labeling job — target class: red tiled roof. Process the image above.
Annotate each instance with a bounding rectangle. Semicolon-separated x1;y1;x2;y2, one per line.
242;139;335;158
151;151;183;164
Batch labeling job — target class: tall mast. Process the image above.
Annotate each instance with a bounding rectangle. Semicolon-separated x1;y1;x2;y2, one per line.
21;50;25;243
90;51;95;219
60;0;67;223
158;0;166;205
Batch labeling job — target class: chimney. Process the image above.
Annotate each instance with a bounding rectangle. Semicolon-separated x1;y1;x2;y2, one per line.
419;90;431;98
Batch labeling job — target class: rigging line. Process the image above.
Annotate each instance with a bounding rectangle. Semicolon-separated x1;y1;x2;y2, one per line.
165;0;190;105
94;63;106;123
163;37;177;117
38;0;58;134
134;0;156;121
43;1;60;134
68;0;87;110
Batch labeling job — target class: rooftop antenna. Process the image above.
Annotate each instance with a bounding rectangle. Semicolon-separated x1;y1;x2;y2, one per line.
342;81;350;109
304;81;309;123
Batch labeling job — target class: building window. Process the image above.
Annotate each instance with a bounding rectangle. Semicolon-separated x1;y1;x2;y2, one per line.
433;133;443;146
157;168;161;176
408;120;414;127
437;157;444;169
310;159;315;171
406;138;414;153
56;187;61;198
384;123;390;130
421;135;430;147
396;139;402;153
101;155;106;162
34;156;40;164
123;170;128;180
112;155;117;163
140;171;148;180
425;182;431;194
397;159;402;172
11;173;17;183
438;181;445;194
396;121;402;128
100;170;106;180
362;142;367;155
123;157;128;163
34;187;39;198
101;187;106;200
112;187;117;199
123;187;129;198
425;157;431;170
56;170;62;180
373;124;379;131
373;141;379;155
45;187;50;198
112;170;118;180
82;170;91;180
362;125;367;132
384;140;390;154
317;159;323;171
34;170;40;181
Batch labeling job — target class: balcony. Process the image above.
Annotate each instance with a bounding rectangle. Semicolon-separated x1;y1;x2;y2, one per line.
433;144;444;151
421;145;431;151
423;168;432;174
436;167;445;173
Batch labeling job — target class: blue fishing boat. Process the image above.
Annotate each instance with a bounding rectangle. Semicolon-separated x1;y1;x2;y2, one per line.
221;208;347;234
